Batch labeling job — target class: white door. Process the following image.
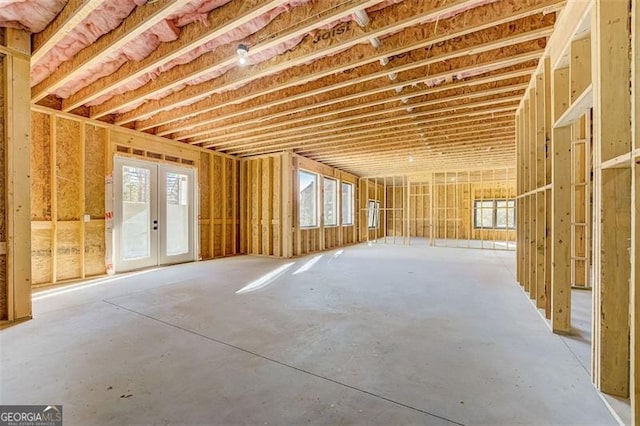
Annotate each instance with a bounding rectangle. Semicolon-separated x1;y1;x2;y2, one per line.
159;165;195;265
114;157;196;272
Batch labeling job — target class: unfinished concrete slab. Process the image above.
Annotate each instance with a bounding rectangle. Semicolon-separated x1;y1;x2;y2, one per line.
1;244;617;425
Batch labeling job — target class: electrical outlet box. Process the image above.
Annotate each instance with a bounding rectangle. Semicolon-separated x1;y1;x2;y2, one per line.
84;214;91;223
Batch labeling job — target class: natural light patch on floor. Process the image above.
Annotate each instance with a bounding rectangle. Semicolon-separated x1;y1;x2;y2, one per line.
292;255;323;275
235;263;295;294
32;268;161;301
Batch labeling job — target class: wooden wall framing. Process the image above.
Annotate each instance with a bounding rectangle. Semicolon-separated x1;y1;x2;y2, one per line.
517;0;638;420
359;170;515;249
240;152;357;258
29;106;239;287
1;29;31;322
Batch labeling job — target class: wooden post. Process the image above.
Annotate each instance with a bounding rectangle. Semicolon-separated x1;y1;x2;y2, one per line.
631;0;640;420
281;152;292;258
551;67;572;334
535;73;547;308
3;29;31;321
543;58;553;319
592;0;632;397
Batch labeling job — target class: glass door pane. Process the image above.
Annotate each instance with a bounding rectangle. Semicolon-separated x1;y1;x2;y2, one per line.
114;158;158;272
165;172;189;255
122;165;152;259
159;165;195;265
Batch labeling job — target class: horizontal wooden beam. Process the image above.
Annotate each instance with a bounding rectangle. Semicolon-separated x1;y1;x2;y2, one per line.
32;0;103;64
200;105;518;149
178;72;530;145
112;0;494;123
32;0;186;102
87;0;382;117
238;123;515;157
305;135;516;160
201;91;525;148
138;2;558;133
164;56;537;139
232;118;516;156
61;0;291;110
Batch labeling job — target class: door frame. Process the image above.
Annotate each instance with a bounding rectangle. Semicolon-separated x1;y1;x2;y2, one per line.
112;156;198;273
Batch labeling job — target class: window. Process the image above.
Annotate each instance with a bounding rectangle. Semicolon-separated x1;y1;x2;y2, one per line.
367;200;380;229
299;170;318;227
474;200;494;228
496;199;516;229
323;177;338;226
473;199;515;229
341;182;354;225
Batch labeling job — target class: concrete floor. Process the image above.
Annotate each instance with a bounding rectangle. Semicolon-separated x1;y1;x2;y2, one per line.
0;243;619;425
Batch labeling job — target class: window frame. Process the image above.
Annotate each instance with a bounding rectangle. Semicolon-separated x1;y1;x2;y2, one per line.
298;169;319;228
341;181;354;226
323;177;339;227
473;198;515;230
367;199;381;229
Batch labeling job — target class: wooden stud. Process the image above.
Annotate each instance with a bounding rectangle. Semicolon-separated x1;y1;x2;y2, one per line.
3;29;31;321
592;0;632;398
632;0;640;420
535;73;546;308
551;67;571;334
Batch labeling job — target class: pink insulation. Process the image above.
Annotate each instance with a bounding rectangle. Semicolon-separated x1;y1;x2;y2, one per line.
0;0;66;33
84;0;309;111
18;0;506;119
31;0;147;86
53;0;233;98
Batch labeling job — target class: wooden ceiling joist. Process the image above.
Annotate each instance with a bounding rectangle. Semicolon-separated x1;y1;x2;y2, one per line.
200;106;518;150
173;58;532;140
288;126;517;156
315;148;516;171
302;133;517;160
110;0;480;123
31;0;103;64
200;100;521;149
154;54;537;138
60;0;293;111
26;0;569;177
132;0;560;133
316;147;516;166
32;0;187;102
85;0;383;117
114;0;559;128
231;118;516;156
166;47;542;141
199;88;526;149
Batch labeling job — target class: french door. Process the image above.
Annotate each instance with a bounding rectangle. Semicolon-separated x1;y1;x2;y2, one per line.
113;157;196;272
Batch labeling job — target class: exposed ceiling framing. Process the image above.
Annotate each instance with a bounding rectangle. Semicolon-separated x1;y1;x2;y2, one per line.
14;0;566;176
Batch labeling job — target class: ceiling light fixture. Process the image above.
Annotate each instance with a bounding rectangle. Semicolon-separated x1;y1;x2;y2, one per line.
369;37;381;49
401;97;409;104
237;43;249;65
406;107;414;113
379;57;389;66
395;85;403;93
388;72;398;81
353;9;370;27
